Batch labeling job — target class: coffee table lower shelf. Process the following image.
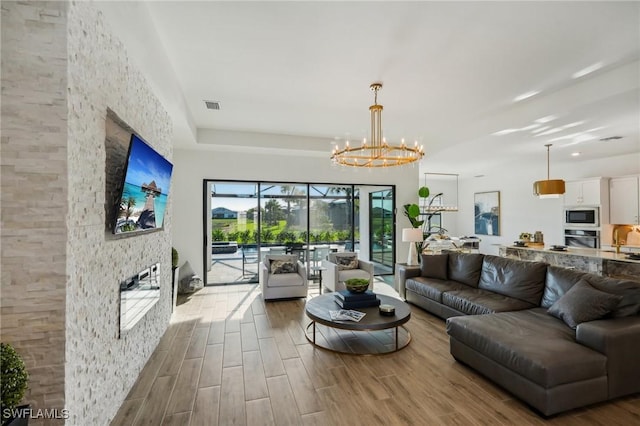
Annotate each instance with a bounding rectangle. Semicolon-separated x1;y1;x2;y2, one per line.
304;321;411;356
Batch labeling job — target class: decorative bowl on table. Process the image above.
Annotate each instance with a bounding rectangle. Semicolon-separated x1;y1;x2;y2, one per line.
345;278;370;293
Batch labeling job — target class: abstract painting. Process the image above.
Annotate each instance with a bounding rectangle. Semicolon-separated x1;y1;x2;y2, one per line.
474;191;500;236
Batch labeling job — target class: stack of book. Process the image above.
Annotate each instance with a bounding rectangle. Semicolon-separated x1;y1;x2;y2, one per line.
334;290;380;309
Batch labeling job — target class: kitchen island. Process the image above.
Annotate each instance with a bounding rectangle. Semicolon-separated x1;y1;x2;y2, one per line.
498;245;640;282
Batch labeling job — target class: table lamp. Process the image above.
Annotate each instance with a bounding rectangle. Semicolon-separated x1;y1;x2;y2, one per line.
402;228;424;266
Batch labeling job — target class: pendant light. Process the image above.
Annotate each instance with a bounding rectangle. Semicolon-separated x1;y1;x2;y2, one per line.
331;83;424;167
533;144;565;198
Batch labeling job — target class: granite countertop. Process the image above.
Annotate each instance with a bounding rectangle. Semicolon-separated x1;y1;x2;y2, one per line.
504;245;640;264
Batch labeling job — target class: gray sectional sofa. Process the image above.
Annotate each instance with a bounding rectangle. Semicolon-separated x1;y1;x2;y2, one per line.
397;252;640;416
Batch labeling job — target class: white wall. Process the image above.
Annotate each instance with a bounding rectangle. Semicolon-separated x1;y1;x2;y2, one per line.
455;152;640;254
172;146;419;276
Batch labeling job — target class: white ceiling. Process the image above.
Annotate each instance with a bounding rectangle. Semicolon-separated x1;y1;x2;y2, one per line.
98;1;640;177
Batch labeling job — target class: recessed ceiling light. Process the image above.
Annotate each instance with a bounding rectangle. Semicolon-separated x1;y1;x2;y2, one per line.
572;62;603;79
535;115;557;124
513;91;540;102
571;152;581;156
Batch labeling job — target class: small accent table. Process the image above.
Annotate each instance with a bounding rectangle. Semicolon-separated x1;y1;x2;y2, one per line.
304;293;411;355
310;266;327;294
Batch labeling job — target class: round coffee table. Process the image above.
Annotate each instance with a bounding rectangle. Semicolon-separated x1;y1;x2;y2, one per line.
305;293;411;355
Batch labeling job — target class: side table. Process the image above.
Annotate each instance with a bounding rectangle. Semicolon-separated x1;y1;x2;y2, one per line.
310;266;327;294
395;263;421;300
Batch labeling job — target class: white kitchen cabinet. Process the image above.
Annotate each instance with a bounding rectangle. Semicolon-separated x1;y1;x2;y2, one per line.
563;178;605;206
609;176;640;225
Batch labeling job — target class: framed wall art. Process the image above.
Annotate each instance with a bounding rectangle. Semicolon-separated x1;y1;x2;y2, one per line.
474;191;500;236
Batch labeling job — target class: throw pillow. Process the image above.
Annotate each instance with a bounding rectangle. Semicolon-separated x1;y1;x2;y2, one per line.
336;255;359;270
270;260;297;274
420;254;448;280
547;279;622;329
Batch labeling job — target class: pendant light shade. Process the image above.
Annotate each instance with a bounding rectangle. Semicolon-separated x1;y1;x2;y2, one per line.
533;144;565;198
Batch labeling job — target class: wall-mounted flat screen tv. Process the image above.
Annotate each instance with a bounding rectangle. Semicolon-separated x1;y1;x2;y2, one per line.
114;134;173;235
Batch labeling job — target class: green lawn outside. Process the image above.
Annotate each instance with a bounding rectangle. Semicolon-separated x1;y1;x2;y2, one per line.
211;218;356;244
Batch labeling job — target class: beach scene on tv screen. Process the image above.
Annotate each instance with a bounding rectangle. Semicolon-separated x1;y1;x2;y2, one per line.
115;135;173;234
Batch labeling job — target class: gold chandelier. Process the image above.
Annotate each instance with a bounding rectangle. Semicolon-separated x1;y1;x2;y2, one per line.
533;144;566;198
331;83;424;168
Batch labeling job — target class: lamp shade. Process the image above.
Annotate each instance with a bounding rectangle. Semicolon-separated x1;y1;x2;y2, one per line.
402;228;423;242
533;179;565;198
533;144;565;198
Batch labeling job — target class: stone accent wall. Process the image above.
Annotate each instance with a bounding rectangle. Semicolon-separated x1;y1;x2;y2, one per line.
65;2;172;425
1;1;69;422
2;2;172;425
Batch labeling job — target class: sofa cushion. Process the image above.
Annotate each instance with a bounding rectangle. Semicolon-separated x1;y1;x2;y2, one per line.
583;275;640;318
335;255;359;270
446;308;607;388
541;266;587;308
265;254;298;271
267;272;304;287
270;260;298;274
448;252;484;287
442;288;536;316
478;255;547;305
405;277;469;302
420;253;448;280
548;280;623;329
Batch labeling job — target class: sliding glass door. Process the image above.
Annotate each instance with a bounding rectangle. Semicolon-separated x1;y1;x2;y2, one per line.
207;182;259;285
369;189;394;272
205;180;391;285
259;182;308;261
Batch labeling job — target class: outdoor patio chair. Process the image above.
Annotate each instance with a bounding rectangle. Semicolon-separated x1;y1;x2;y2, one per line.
260;254;308;301
322;251;374;293
311;245;331;269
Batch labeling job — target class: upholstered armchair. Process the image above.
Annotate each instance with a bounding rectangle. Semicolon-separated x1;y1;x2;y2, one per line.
260;254;308;301
322;252;374;293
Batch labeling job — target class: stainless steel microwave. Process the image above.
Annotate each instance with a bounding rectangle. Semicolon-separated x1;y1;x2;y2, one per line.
564;207;599;227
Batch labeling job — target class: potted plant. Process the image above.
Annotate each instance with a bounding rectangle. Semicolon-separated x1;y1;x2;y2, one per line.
1;343;29;426
344;278;370;293
402;186;430;229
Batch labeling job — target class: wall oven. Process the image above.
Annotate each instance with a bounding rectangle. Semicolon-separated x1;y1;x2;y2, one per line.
564;229;600;249
564;207;599;227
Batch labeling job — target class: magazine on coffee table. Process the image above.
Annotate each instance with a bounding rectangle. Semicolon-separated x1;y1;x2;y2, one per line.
329;309;366;322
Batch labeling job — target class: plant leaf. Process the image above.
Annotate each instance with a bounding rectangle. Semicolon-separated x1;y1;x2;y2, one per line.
407;204;420;218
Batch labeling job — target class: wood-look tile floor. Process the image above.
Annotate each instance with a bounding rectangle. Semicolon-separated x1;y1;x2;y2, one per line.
111;283;640;425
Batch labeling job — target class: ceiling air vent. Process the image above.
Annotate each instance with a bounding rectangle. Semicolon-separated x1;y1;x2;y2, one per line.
204;100;221;110
599;136;622;141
